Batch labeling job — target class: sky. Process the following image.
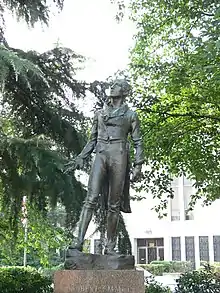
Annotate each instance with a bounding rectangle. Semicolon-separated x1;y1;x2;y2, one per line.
4;0;136;82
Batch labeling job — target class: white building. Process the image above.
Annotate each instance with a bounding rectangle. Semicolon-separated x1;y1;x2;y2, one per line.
88;175;220;269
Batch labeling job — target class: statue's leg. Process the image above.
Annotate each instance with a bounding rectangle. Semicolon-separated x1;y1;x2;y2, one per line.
71;153;106;251
104;144;127;255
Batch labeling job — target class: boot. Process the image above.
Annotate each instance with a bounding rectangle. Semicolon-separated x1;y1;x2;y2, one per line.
104;211;119;255
70;207;93;251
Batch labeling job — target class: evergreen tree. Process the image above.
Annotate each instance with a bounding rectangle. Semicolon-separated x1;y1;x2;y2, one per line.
0;0;132;254
0;1;88;231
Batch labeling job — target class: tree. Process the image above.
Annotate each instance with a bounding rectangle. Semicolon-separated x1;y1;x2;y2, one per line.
0;204;69;267
0;0;133;253
0;0;90;232
129;0;220;212
0;45;90;230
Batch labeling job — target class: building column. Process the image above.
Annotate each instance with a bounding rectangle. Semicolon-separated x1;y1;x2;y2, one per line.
194;236;200;269
133;238;138;264
167;197;171;222
164;236;171;261
209;235;214;264
179;175;185;222
181;236;186;261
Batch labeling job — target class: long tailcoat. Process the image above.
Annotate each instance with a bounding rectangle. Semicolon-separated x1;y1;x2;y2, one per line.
79;103;144;213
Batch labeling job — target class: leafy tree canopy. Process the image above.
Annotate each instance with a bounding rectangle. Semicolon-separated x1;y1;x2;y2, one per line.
129;0;220;213
0;204;69;266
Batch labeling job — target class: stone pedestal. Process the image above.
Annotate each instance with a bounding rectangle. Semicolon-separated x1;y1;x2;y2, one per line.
54;270;145;293
64;249;135;270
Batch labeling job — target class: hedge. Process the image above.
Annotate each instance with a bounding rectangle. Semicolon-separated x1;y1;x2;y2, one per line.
138;261;193;275
175;265;220;292
0;266;53;293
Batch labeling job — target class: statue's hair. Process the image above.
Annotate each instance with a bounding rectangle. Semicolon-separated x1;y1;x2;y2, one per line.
112;79;131;96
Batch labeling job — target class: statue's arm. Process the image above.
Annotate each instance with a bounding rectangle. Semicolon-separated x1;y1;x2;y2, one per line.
79;112;98;160
131;112;144;166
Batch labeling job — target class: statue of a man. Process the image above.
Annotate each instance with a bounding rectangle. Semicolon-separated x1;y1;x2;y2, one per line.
68;79;144;255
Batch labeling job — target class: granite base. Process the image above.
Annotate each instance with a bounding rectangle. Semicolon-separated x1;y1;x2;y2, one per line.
54;270;145;293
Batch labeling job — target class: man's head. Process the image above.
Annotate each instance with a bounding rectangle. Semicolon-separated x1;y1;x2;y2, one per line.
109;79;131;98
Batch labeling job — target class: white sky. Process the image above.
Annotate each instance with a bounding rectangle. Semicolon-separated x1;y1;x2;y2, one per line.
4;0;136;82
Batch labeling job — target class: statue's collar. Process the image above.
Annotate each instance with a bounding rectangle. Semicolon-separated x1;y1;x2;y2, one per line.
102;103;129;118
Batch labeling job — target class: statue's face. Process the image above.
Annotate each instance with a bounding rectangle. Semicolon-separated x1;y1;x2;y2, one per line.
109;81;123;98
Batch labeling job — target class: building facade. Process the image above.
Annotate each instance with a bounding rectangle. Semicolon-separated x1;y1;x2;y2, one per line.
88;175;220;269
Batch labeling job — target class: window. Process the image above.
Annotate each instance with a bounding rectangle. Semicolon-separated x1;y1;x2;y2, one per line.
172;237;181;261
171;187;180;221
147;238;164;247
184;186;194;220
136;238;164;263
185;236;195;269
138;248;146;264
199;236;209;262
137;238;147;247
213;236;220;262
171;210;181;221
185;210;194;220
156;238;164;247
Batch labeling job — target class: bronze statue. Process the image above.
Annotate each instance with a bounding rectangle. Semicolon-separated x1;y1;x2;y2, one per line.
66;79;144;255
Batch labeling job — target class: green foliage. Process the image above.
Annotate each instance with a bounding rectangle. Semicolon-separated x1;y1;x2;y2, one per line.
200;261;220;274
117;213;132;255
0;205;69;267
175;265;220;292
0;1;88;231
151;261;192;274
129;0;220;211
0;45;89;230
0;266;52;293
39;264;64;281
0;0;133;253
144;264;165;276
0;44;47;90
146;276;171;293
150;261;172;273
1;0;64;26
109;0;126;22
138;261;192;276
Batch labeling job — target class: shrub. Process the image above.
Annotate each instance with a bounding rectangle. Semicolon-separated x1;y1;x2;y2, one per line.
145;276;171;293
145;264;166;276
39;264;64;280
170;261;192;273
150;261;172;273
138;261;192;276
0;266;53;293
175;265;220;293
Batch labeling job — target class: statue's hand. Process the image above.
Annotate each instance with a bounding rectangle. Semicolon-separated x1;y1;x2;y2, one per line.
64;156;84;173
130;165;142;182
75;156;84;170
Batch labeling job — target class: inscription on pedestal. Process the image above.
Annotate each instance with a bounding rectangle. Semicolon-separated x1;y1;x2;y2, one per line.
77;285;132;292
54;270;145;293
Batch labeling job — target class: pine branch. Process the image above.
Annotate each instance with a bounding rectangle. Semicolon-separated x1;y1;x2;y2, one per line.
0;45;48;90
0;132;85;231
2;0;64;26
